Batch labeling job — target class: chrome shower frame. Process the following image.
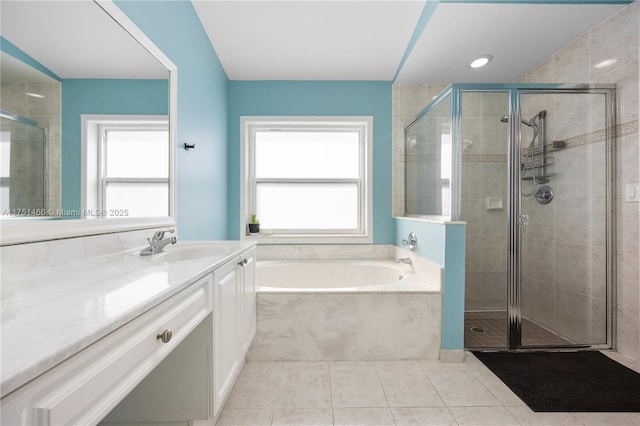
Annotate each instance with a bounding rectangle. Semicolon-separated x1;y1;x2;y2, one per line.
407;83;617;352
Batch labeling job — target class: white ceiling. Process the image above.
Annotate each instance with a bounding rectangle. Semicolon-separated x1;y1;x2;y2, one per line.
193;0;627;83
0;1;628;83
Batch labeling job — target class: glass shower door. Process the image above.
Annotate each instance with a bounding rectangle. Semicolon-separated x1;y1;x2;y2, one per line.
460;90;511;349
518;89;613;348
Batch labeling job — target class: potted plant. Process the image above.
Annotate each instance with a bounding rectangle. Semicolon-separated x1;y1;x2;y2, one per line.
248;214;260;235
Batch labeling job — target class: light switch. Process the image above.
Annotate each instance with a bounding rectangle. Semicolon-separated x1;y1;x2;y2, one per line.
625;183;640;202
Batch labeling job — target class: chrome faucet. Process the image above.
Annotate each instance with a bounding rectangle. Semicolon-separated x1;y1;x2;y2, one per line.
395;257;412;264
140;229;177;256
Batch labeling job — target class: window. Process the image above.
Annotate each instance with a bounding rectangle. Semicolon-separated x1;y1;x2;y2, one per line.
82;115;169;218
241;116;373;243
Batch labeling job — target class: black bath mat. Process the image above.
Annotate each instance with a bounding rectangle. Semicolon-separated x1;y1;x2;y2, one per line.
473;351;640;412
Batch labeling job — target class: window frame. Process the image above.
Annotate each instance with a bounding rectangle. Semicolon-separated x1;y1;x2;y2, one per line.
81;115;169;219
240;116;373;244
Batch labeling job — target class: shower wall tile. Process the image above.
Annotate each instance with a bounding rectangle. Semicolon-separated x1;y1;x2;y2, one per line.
526;238;556;284
480;208;507;238
590;141;607;195
554;146;590;196
479;272;508;311
480;92;509;118
393;84;429;118
465;236;482;273
553;93;592;141
479;118;507;156
589;1;639;80
556;288;591;343
617;250;640;357
554;33;590;83
590;195;607;248
596;60;639;124
524;197;555;241
616;133;640;194
461;162;483;198
617;195;639;255
521;278;556;330
521;56;554;84
554;196;591;245
555;242;590;296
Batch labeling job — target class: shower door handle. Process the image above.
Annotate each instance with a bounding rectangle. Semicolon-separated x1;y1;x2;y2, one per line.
518;214;529;226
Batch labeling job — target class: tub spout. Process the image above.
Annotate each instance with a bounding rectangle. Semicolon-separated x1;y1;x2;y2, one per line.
395;257;412;264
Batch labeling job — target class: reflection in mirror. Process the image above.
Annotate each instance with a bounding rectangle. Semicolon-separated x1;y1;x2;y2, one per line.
0;112;48;216
0;0;170;221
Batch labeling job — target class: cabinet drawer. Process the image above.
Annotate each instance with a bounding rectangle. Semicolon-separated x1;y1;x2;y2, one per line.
1;275;213;426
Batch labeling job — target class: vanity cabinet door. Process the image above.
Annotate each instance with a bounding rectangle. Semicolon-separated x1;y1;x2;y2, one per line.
213;259;240;416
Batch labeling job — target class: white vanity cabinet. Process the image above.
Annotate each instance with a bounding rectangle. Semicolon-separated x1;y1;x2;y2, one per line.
1;273;213;426
1;241;256;426
212;248;256;418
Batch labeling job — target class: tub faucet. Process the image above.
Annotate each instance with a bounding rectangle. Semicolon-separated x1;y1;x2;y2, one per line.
395;257;412;264
140;229;177;256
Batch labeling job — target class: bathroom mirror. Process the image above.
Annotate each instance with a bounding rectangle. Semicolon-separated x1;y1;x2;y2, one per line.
0;0;177;245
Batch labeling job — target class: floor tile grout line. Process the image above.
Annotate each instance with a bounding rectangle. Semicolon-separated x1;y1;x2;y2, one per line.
328;361;335;426
372;361;397;425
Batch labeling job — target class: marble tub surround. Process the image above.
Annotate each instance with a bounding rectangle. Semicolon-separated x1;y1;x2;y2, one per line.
248;245;443;361
248;292;442;361
0;239;255;397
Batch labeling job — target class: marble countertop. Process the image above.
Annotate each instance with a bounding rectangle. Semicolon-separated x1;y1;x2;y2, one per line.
0;240;255;398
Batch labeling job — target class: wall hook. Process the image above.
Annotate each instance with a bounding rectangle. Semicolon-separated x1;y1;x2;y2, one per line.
184;143;196;151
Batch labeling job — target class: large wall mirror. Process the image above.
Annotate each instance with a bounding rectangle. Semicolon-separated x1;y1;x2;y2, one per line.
0;0;177;245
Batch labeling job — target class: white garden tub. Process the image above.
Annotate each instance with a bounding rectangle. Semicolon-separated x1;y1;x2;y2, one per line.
248;248;442;361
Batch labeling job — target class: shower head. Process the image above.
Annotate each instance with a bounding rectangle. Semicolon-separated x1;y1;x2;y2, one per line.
500;115;537;128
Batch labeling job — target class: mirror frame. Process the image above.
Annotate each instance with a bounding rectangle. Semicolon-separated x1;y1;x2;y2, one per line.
0;0;177;246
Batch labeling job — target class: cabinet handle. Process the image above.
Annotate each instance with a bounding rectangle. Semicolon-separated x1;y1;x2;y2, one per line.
157;329;173;343
243;258;248;265
237;258;248;266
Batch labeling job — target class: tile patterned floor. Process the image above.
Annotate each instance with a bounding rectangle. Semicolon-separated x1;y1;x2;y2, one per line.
465;311;572;348
208;351;640;426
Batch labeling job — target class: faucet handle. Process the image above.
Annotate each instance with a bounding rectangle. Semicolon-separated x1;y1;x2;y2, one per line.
151;229;175;243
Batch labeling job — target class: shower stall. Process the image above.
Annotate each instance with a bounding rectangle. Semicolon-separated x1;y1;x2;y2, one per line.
404;84;616;350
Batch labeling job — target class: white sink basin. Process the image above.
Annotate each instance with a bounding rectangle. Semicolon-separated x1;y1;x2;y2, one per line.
150;244;232;263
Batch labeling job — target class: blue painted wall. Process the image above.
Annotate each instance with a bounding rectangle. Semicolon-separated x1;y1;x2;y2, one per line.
115;0;229;240
396;218;466;351
227;81;394;243
61;79;168;211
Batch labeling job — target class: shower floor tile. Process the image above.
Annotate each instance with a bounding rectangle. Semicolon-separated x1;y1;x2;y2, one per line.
464;310;572;348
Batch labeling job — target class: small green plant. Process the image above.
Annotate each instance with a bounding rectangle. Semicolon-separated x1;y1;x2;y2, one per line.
250;213;259;224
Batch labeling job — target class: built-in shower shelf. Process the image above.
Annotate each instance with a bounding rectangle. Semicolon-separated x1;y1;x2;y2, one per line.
522;174;555;181
521;159;554;171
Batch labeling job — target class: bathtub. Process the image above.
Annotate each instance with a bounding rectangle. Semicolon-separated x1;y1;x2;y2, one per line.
256;260;420;292
247;248;443;361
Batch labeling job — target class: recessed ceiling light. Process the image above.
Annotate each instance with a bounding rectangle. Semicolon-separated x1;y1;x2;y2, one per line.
26;92;45;99
470;55;493;69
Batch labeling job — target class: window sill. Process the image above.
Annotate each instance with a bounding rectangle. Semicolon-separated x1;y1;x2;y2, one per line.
241;233;373;245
